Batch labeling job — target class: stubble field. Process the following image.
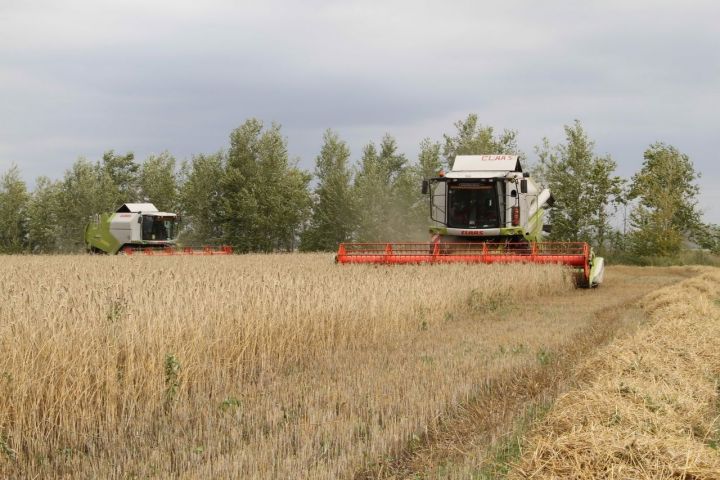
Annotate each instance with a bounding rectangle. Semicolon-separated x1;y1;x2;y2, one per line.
509;268;720;479
0;255;706;478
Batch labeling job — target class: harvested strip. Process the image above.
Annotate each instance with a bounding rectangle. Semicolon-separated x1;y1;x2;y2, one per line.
356;266;695;479
510;269;720;479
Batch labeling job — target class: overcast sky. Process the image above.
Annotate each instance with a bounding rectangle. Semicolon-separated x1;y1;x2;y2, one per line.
2;0;719;221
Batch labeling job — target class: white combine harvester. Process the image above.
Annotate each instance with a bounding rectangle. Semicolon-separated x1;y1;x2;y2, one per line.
85;203;231;255
337;155;604;287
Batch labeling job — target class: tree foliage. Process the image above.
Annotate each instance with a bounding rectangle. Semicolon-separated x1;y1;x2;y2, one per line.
534;121;623;250
353;135;425;242
179;152;226;245
27;176;61;253
101;150;140;206
694;223;720;254
300;130;357;251
628;143;701;256
54;159;113;251
0;116;714;259
0;165;29;253
442;114;519;168
418;138;442;180
223;119;311;252
140;151;178;212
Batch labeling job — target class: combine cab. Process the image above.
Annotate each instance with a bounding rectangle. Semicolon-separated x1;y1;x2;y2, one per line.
85;203;231;255
336;155;604;287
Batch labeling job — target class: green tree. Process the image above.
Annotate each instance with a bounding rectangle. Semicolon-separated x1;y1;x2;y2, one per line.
534;121;623;249
300;130;357;251
694;223;720;254
140;151;178;212
442;114;519;168
411;138;444;234
418;138;442;180
223;119;311;252
274;167;312;250
178;152;226;245
391;161;426;241
27;176;62;253
353;143;385;242
0;165;29;253
101;150;140;205
222;119;262;251
55;159;117;251
628;143;701;256
353;135;425;241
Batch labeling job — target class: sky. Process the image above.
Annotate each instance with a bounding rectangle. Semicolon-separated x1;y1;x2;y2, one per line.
2;0;719;221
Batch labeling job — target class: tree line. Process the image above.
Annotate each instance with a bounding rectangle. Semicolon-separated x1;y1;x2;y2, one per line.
0;114;717;257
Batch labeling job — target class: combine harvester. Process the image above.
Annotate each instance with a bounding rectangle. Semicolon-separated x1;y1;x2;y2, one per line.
336;155;604;287
85;203;232;255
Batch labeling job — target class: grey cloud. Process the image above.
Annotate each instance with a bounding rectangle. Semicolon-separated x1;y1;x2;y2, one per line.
1;1;719;222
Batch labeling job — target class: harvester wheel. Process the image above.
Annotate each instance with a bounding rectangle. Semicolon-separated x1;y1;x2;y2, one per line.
573;271;590;288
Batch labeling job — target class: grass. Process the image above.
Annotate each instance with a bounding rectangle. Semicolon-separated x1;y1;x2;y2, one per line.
473;400;553;479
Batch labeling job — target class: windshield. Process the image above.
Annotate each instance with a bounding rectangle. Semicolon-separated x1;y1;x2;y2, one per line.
447;183;499;228
141;216;178;241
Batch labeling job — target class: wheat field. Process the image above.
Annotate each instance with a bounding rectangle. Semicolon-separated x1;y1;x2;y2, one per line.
0;254;573;478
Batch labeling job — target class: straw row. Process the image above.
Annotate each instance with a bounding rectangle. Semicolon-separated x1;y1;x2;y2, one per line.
510;269;720;479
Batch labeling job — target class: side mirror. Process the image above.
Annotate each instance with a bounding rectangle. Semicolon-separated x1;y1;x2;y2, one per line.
421;180;429;195
138;216;143;224
520;179;528;194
